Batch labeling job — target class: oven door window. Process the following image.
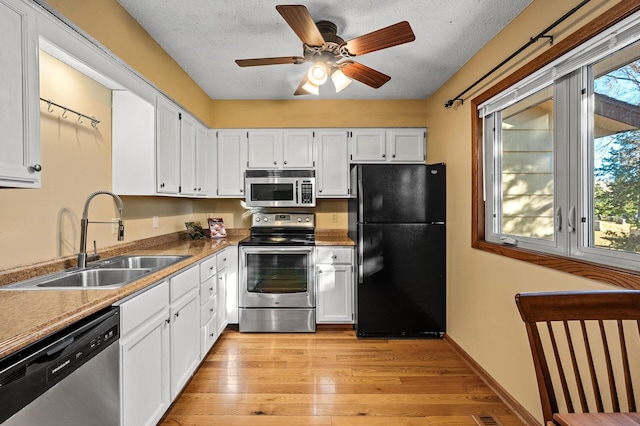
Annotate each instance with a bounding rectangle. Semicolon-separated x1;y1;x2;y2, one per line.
246;253;308;293
251;183;294;201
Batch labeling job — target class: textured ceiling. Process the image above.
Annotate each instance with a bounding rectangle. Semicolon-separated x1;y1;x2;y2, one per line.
115;0;533;100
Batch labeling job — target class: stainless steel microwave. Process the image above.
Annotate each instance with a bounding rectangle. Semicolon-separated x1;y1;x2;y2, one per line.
244;170;316;207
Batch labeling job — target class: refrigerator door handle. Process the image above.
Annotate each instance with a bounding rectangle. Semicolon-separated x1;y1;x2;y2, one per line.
357;174;363;222
357;224;364;284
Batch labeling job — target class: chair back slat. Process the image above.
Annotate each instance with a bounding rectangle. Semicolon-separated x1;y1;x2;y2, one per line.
563;321;588;412
599;320;619;411
516;291;640;424
578;320;602;412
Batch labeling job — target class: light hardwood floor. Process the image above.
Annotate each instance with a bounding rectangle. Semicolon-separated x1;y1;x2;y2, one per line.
160;329;525;425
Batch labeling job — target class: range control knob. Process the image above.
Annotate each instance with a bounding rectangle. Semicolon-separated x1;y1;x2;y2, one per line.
305;217;311;222
263;217;269;222
255;217;261;222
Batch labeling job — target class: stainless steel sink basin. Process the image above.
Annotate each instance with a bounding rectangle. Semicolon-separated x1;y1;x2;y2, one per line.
0;254;191;291
97;255;189;270
35;268;151;289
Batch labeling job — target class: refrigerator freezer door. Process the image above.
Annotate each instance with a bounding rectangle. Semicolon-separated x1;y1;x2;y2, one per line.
357;223;445;337
359;164;445;224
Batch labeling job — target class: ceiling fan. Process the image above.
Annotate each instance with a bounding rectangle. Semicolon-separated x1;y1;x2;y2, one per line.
235;5;416;96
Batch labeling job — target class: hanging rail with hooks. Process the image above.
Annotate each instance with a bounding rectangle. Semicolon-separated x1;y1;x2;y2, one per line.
39;97;100;128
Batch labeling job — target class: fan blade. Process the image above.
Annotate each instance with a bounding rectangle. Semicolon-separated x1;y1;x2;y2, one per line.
235;56;304;67
341;61;391;89
346;21;415;56
276;5;325;47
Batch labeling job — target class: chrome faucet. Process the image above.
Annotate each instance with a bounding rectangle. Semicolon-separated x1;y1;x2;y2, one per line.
78;190;124;268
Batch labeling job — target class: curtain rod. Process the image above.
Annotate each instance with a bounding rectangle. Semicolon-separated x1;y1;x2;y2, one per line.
444;0;591;109
40;98;100;128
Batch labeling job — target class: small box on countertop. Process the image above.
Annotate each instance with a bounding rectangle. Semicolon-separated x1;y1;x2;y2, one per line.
207;218;227;239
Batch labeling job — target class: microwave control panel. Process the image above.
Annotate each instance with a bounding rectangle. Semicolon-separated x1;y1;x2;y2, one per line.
300;182;314;204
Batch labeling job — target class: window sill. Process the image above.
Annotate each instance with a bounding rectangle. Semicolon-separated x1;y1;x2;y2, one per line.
473;240;640;290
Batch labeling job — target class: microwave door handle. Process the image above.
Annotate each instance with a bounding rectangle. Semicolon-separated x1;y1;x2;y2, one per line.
296;181;299;204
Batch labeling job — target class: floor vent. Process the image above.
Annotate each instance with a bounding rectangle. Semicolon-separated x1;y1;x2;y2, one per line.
472;415;503;426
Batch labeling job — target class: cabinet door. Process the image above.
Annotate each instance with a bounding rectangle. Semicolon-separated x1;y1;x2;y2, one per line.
156;97;181;194
170;289;200;399
179;113;197;195
0;0;40;188
216;131;247;197
247;130;282;169
350;129;386;162
316;264;354;323
388;129;426;163
195;123;209;195
216;269;228;335
283;130;314;168
316;130;350;197
120;309;170;426
112;91;155;195
222;247;239;324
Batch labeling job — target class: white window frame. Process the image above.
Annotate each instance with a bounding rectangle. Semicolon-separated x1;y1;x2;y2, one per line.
479;10;640;273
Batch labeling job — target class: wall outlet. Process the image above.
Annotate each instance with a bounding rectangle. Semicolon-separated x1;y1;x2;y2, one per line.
111;218;119;235
332;213;338;223
153;216;159;228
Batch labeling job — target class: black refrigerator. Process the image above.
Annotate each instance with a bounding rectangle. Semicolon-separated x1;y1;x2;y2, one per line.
348;163;446;338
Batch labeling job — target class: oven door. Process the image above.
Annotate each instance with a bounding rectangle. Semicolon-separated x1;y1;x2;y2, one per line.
239;246;315;308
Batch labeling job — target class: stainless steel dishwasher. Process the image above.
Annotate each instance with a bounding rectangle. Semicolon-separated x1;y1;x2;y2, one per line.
0;306;120;425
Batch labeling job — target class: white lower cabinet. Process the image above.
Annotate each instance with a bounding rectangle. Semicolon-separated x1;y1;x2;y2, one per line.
316;247;355;324
119;264;201;425
119;281;170;426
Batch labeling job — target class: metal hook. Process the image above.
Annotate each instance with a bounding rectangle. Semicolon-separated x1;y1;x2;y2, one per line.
77;114;83;124
90;117;98;129
46;101;53;113
62;108;68;119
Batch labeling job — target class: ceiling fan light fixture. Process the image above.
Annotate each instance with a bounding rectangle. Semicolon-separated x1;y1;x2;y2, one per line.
301;80;320;95
307;63;328;85
331;69;352;93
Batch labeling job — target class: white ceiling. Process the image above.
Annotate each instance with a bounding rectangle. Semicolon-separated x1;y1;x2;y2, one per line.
115;0;533;100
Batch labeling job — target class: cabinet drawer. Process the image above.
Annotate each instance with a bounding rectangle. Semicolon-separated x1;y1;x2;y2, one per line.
119;281;169;336
200;276;217;303
316;247;353;264
171;265;199;302
217;248;232;270
201;315;218;358
200;294;217;327
200;255;217;282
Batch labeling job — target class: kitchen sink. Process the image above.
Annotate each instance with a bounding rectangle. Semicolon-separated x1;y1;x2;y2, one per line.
96;255;189;270
35;268;151;289
0;254;191;291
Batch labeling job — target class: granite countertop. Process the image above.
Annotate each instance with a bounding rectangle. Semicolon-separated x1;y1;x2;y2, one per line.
0;229;353;359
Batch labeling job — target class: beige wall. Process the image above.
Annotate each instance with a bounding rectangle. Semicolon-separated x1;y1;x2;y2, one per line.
425;0;624;422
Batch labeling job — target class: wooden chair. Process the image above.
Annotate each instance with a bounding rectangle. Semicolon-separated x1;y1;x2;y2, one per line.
515;290;640;425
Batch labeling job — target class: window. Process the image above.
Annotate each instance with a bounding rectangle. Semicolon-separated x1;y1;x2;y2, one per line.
475;5;640;282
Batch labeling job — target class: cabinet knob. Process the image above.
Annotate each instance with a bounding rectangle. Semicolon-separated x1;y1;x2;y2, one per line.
332;255;337;259
209;266;214;271
318;270;323;273
382;154;386;158
165;318;171;324
209;286;214;291
198;187;202;191
210;308;214;313
284;161;287;165
319;189;323;193
160;183;165;188
240;188;243;193
392;154;396;158
29;164;42;172
194;187;197;191
210;332;215;337
175;312;180;318
223;258;227;262
273;161;277;165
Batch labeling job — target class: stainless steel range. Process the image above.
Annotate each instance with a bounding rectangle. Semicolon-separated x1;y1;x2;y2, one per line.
238;212;316;333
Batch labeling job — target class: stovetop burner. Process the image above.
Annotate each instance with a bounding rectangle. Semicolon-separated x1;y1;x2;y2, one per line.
239;212;315;246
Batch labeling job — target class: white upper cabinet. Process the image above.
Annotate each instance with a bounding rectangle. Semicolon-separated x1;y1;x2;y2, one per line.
216;130;247;197
179;113;197;196
350;128;427;164
112;90;156;195
156;96;181;194
247;130;282;169
0;0;41;188
194;123;209;196
282;130;315;168
247;130;315;169
387;129;426;163
316;130;350;197
349;129;387;162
